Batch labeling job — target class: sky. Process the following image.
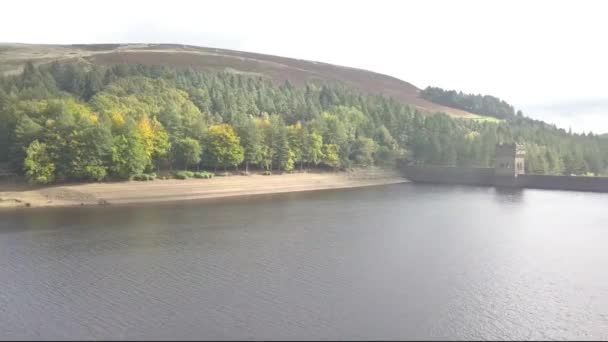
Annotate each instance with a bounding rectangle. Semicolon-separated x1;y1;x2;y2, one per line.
1;0;607;133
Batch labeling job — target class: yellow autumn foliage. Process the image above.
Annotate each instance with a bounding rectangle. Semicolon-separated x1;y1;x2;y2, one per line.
110;112;126;130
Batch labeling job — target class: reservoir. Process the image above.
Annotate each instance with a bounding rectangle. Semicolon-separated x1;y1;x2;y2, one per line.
1;183;607;340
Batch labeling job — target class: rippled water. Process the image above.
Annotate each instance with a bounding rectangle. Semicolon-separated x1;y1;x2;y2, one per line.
1;183;607;340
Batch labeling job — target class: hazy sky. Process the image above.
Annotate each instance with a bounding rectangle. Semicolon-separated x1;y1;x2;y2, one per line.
1;0;607;133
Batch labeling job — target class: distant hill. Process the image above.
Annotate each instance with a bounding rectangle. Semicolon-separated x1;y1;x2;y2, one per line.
0;43;477;118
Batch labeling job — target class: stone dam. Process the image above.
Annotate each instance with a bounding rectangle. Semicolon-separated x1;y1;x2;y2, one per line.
401;143;608;193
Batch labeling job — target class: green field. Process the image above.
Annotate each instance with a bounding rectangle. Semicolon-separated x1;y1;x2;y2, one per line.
467;114;503;123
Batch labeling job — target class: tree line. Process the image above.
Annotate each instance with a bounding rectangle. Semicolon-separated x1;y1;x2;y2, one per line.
420;86;608;175
0;61;607;184
421;86;517;119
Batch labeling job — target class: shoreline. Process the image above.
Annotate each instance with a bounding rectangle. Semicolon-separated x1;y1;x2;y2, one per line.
0;168;407;209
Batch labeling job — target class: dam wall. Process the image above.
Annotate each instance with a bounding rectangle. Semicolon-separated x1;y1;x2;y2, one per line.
517;174;608;192
402;165;608;193
402;165;495;186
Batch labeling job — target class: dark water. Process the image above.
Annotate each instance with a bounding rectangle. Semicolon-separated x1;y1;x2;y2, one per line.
1;183;608;340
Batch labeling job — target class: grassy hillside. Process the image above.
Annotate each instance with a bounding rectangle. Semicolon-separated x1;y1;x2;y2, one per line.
0;43;477;118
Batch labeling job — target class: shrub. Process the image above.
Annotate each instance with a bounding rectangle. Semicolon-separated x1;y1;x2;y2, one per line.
173;171;194;179
173;172;188;180
132;174;146;181
262;170;272;176
132;173;156;181
194;171;214;179
83;165;107;182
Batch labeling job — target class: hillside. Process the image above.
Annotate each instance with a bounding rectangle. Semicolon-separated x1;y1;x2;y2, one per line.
0;43;477;118
1;42;607;184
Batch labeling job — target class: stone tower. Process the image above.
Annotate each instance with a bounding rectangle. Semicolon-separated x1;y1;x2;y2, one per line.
495;143;525;177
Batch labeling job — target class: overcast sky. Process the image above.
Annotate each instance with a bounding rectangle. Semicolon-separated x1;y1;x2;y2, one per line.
1;0;607;133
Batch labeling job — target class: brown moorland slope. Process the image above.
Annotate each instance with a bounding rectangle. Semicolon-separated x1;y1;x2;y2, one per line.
0;43;476;118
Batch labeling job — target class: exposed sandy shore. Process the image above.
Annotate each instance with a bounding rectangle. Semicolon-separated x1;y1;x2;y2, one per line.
0;168;407;209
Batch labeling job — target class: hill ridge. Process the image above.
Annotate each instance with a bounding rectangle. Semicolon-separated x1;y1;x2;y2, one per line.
0;42;477;118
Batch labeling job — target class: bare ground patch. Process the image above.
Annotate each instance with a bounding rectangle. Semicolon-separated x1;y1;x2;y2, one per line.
0;169;407;209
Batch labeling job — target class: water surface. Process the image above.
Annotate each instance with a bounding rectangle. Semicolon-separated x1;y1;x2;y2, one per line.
1;184;607;340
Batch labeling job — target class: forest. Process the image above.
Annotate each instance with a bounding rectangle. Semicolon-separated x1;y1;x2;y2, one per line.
0;61;607;184
420;86;517;119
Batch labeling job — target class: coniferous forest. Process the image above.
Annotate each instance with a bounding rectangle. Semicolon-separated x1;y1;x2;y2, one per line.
1;61;607;184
